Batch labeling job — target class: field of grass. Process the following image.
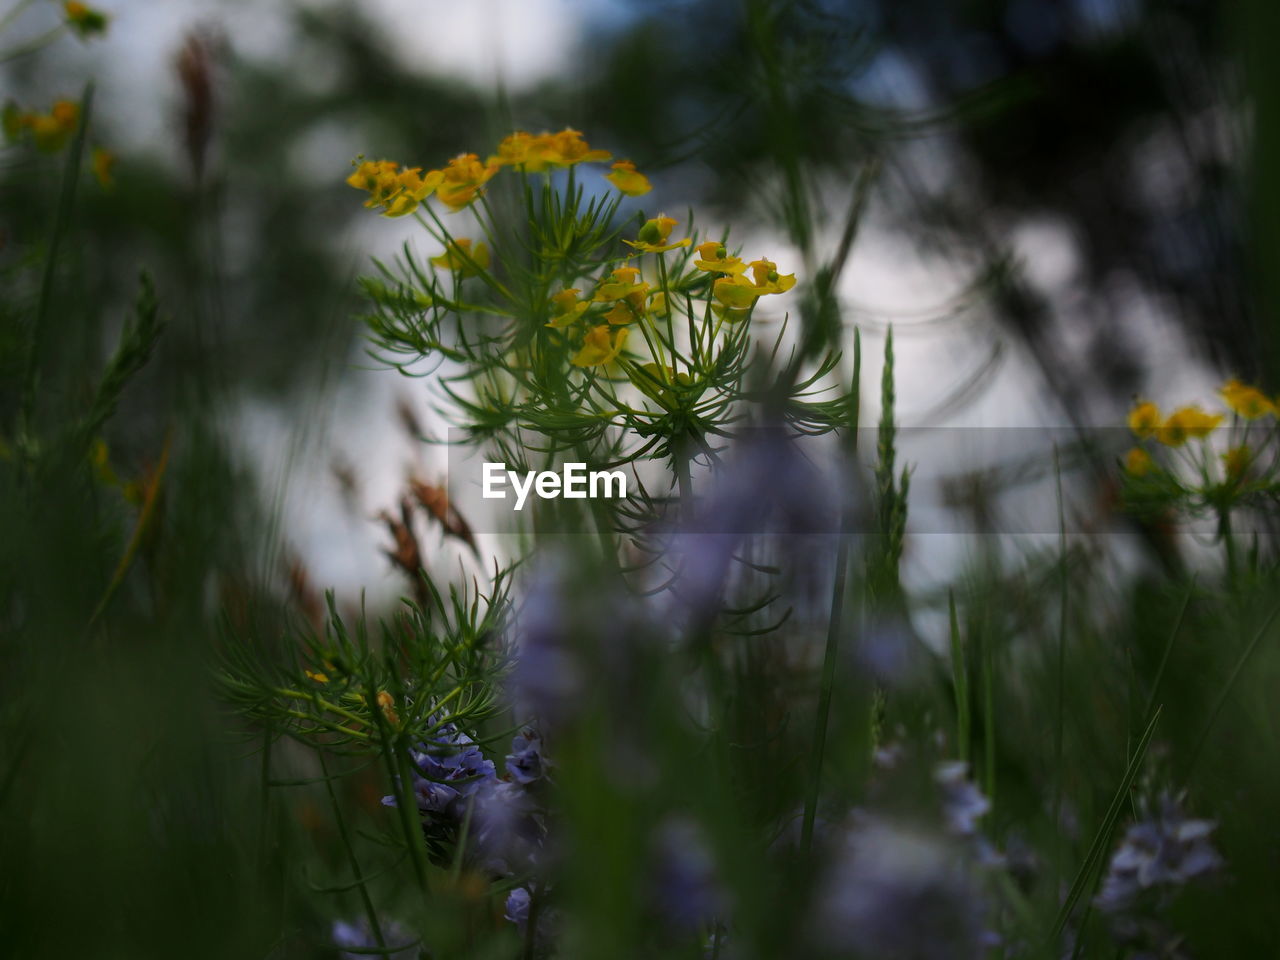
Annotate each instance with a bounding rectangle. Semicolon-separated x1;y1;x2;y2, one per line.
4;2;1280;958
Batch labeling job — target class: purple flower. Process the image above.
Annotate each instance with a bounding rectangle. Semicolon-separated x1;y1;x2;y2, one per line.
381;777;459;815
504;886;558;948
330;917;418;959
933;762;991;838
504;886;531;927
505;730;547;785
848;615;926;688
650;818;727;931
1095;793;1223;917
470;778;547;875
663;429;841;630
812;816;988;960
381;715;498;818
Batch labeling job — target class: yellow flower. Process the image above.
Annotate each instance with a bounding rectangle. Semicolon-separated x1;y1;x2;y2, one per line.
1124;447;1154;477
64;1;109;38
713;274;763;311
547;127;611;166
488;128;610;173
304;669;329;684
747;258;797;295
51;99;79;127
649;291;671;316
430;237;490;275
488;131;540;169
572;325;628;367
386;167;443;217
1223;444;1252;481
693;240;745;275
604;160;651;196
91;147;115;189
345;159;440;216
10;99;82;152
376;690;399;726
1127;400;1161;439
346;158;397;202
592;265;649;303
1158;406;1223;446
546;288;589;328
1220;378;1275;420
604;300;642;325
624;215;690;254
435;153;499;211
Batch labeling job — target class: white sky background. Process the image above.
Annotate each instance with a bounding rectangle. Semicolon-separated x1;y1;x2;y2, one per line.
5;0;1229;627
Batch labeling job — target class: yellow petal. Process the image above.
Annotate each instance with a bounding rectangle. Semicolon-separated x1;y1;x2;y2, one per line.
713;276;762;310
572;325;628;367
605;160;652;196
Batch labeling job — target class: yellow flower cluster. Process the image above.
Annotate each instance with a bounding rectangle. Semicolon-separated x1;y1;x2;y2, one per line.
345;159;446;217
349;131;797;379
689;241;796;302
1124;378;1277;484
1220;379;1275;419
3;99;80;152
488;128;611;172
562;264;650;367
1127;400;1222;448
347;129;652;218
436;153;499;210
710;257;796;320
539;216;797;369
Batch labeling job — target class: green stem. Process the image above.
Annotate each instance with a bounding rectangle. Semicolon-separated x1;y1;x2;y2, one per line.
1186;600;1280;771
1139;577;1195;728
420;202;514;302
656;254;679;379
1219;505;1238;583
371;685;432;898
1052;446;1067;891
981;622;996;812
675;431;694;521
274;687;371;728
257;724;273;867
801;332;860;853
279;708;370;741
800;534;850;853
19;82;92;440
948;590;969;765
319;751;388;952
